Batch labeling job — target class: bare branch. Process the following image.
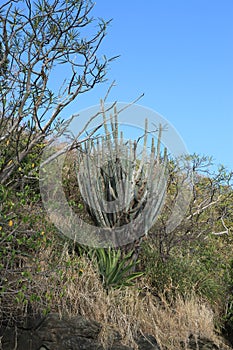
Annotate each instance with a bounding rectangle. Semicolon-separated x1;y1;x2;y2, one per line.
0;0;114;185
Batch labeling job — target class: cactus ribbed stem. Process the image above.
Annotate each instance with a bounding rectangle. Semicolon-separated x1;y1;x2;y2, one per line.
76;105;168;235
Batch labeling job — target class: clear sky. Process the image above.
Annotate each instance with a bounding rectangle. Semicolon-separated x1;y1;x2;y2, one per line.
63;0;233;171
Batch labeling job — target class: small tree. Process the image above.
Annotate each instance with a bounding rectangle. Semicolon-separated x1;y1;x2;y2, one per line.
0;0;113;185
149;154;233;260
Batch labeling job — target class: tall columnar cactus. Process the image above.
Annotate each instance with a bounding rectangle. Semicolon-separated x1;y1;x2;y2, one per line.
76;102;168;239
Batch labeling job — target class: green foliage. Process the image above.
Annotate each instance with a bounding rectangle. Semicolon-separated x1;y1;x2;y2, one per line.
0;173;54;277
0;130;45;191
88;247;144;291
141;239;229;305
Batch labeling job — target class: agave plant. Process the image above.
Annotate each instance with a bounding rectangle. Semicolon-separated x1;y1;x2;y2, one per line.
91;247;144;291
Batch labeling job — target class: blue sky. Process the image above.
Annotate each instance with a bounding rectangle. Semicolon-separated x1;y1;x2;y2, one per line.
62;0;233;171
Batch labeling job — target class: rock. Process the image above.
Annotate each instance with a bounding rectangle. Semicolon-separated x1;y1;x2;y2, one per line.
0;313;133;350
137;334;161;349
1;314;231;350
185;334;230;350
223;320;233;347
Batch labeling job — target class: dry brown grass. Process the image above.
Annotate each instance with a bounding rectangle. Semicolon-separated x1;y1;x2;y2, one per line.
1;238;230;350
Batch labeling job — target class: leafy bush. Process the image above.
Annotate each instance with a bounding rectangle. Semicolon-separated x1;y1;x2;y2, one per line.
141;239;228;306
0;178;58;322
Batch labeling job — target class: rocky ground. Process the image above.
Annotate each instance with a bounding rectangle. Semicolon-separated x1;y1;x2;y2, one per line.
0;313;232;350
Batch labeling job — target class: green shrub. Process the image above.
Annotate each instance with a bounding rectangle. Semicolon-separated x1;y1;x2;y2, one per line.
141;240;228;305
